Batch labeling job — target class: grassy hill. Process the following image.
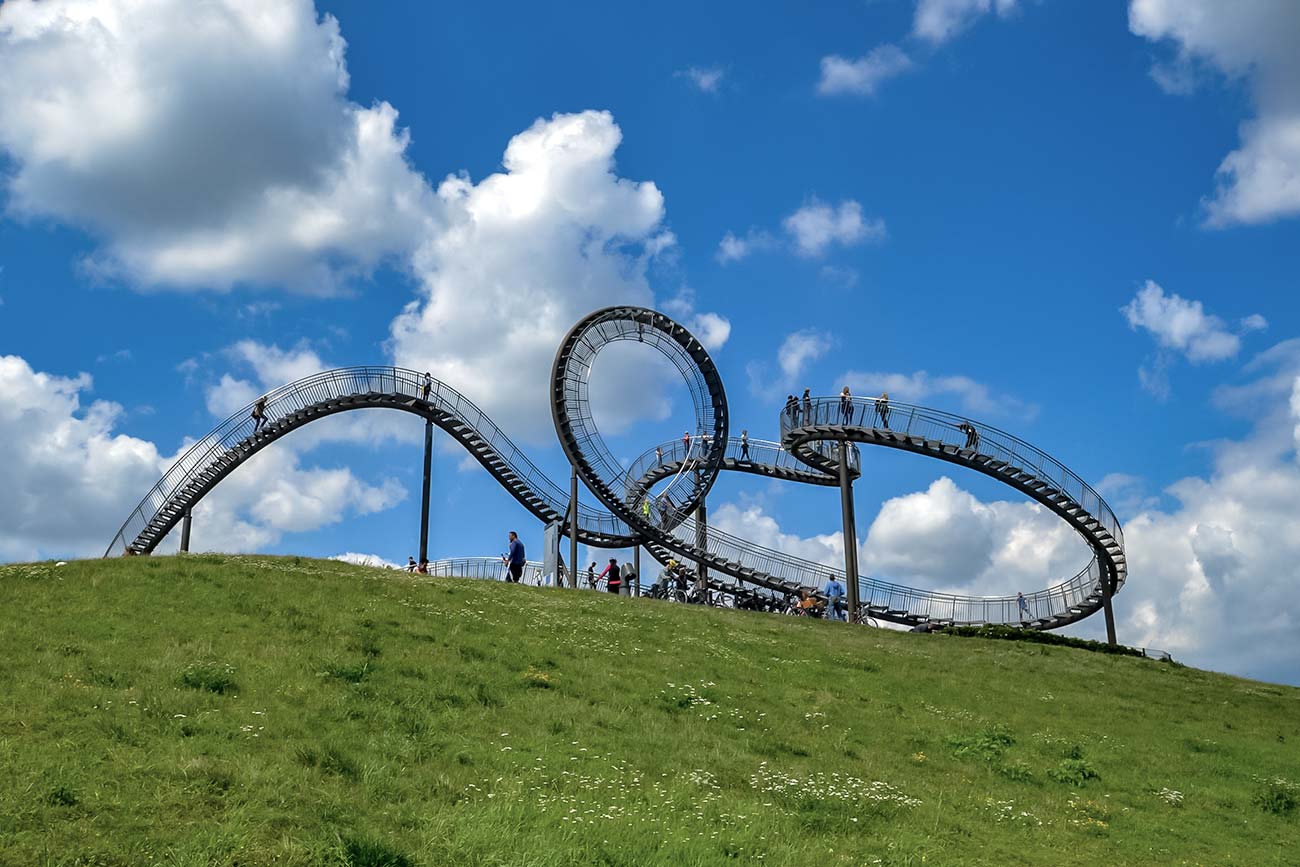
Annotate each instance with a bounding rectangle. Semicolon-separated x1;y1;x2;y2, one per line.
1;555;1296;866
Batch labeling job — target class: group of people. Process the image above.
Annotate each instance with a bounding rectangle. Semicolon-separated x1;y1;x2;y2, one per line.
783;388;892;429
587;557;638;594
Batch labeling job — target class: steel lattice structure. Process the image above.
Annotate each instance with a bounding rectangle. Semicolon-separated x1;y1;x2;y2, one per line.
106;306;1125;630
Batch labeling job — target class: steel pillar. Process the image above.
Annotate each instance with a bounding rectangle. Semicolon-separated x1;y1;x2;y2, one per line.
179;507;192;553
838;444;860;616
633;545;641;597
419;419;433;565
1101;564;1117;646
568;466;579;589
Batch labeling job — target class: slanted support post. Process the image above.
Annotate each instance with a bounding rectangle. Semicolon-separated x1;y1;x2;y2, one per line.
838;443;860;617
568;466;579;589
1101;563;1117;646
419;419;433;566
180;507;192;553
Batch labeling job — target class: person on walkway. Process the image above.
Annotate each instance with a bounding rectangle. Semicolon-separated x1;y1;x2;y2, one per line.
598;557;620;594
504;531;526;583
642;496;652;523
251;396;268;432
740;429;750;461
839;387;853;424
876;391;891;429
801;388;813;423
406;556;417;573
823;574;847;622
958;421;980;450
586;562;597;589
655;445;663;466
658;495;670;528
420;371;432;401
682;431;692;454
1017;591;1031;621
785;394;799;426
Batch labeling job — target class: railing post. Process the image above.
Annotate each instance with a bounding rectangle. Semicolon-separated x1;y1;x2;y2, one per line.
633;544;641;597
419;419;433;566
179;507;192;553
838;443;860;618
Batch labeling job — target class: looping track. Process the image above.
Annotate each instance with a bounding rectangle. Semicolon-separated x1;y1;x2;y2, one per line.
107;306;1124;629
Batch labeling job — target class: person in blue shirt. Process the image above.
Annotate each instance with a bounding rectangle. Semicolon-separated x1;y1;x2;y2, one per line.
823;575;847;622
504;531;525;583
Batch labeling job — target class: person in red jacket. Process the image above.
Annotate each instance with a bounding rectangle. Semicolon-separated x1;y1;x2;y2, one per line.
598;557;621;594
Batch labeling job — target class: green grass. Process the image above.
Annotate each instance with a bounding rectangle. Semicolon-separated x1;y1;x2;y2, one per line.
1;554;1297;866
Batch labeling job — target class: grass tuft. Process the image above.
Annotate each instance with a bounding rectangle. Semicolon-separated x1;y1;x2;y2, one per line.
178;661;236;694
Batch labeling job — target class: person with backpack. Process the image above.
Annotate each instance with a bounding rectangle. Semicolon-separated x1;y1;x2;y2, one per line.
251;396;268;432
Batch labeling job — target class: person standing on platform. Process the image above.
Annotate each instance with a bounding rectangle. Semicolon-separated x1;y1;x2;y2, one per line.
656;445;663;466
740;430;750;461
876;392;891;429
420;371;432;401
504;531;526;583
801;388;813;423
839;387;853;424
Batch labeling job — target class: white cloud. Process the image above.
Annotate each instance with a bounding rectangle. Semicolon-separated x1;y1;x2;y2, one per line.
0;354;404;562
388;110;726;441
716;229;777;264
1121;282;1262;388
783;198;886;257
0;0;437;292
711;503;844;568
677;66;725;93
332;552;402;569
817;44;913;96
778;330;833;380
1129;0;1300;226
914;0;1020;45
838;369;1032;417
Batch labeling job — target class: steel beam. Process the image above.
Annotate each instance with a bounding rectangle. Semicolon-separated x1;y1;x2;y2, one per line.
568;465;579;589
633;544;641;597
179;507;192;553
838;443;860;616
419;419;432;566
1101;564;1117;646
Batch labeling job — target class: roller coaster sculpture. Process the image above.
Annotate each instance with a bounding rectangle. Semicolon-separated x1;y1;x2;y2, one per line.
106;307;1125;636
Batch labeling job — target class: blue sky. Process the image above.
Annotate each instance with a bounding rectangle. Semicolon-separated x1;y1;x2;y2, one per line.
2;0;1299;684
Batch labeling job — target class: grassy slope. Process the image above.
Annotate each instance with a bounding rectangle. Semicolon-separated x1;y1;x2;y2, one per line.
0;555;1296;867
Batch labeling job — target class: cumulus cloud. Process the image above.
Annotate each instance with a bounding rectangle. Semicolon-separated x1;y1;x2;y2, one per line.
783;198;885;257
778;330;834;380
388;110;726;441
1129;0;1300;226
1122;280;1265;398
711;503;845;568
817;44;913;97
1122;281;1258;363
914;0;1020;45
0;354;403;561
677;66;725;93
716;229;777;264
0;0;437;292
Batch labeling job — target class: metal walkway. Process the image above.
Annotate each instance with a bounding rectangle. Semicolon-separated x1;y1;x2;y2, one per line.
106;306;1125;630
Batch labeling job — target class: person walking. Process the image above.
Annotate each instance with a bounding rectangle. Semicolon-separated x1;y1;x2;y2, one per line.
598;557;620;594
251;396;268;432
823;574;847;622
658;495;670;528
839;387;853;424
406;556;417;573
642;496;652;523
655;445;663;466
504;531;526;583
876;391;891;429
740;429;750;461
420;371;432;401
586;562;597;589
801;388;813;424
958;421;980;451
1017;591;1031;622
682;431;692;454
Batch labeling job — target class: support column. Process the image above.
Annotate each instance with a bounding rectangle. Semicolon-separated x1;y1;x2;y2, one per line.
418;419;433;566
568;466;579;589
1101;563;1117;646
838;443;860;617
695;500;708;586
633;545;641;597
180;507;192;553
